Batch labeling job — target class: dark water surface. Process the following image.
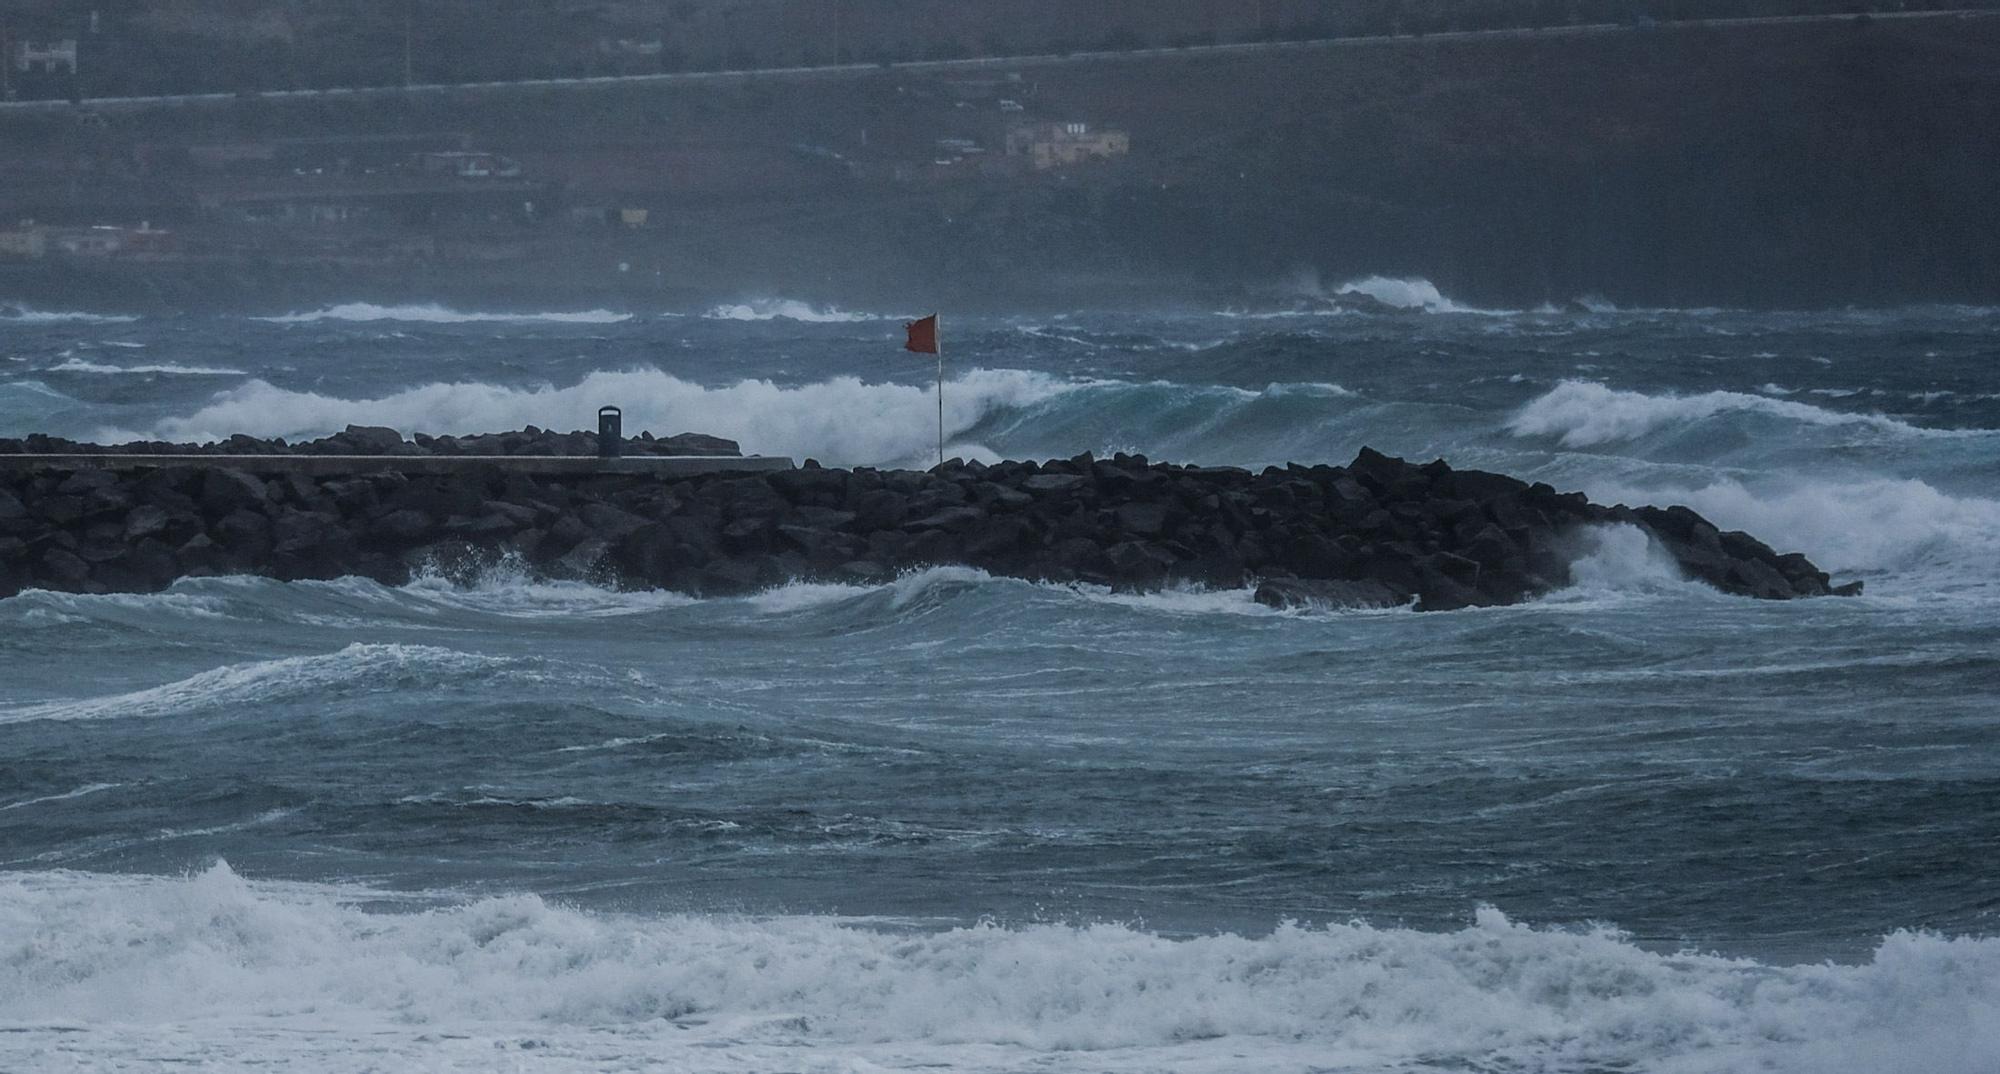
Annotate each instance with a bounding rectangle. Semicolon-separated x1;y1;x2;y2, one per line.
2;293;1996;1072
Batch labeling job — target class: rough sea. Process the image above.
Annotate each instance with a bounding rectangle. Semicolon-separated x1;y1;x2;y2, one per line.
3;282;1997;1072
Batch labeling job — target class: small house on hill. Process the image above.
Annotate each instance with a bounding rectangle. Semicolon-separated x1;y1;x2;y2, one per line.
1004;121;1130;170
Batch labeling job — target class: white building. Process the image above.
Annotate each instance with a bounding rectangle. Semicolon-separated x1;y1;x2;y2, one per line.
13;40;78;75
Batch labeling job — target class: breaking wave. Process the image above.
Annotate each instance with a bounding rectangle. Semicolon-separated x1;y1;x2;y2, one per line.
0;643;512;726
0;307;138;324
95;368;1391;469
98;368;1087;467
1225;274;1501;317
1334;274;1488;313
742;568;1298;620
255;303;633;324
49;357;245;376
398;558;698;619
1592;475;2000;580
1548;524;1712;605
0;862;1993;1074
1510;379;1955;447
702;299;897;323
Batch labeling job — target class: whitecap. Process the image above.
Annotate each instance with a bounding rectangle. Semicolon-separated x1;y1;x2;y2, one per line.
744;580;875;613
1532;524;1717;610
1334;274;1497;314
0;308;138;323
99;367;1087;468
1508;379;1955;447
701;299;897;323
255;303;632;324
1588;476;2000;580
0;782;120;812
397;557;697;618
0;864;1994;1074
1071;584;1281;617
50;357;246;376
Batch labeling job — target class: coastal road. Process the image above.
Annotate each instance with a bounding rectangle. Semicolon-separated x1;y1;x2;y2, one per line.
1;7;1994;116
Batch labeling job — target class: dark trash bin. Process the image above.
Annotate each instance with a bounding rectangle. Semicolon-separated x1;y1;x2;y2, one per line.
598;406;622;458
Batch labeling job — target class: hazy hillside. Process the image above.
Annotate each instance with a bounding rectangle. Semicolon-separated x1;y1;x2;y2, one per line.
2;0;1990;96
2;11;1996;311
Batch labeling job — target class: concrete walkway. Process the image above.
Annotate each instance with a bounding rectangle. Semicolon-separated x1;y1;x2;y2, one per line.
0;454;794;476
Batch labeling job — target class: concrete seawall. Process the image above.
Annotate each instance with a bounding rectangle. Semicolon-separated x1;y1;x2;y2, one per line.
0;454;794;477
0;441;1857;610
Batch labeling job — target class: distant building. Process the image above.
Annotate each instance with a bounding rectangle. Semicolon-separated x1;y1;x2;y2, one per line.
416;151;523;180
245;200;373;226
28;223;173;258
12;39;77;75
1005;121;1130;170
52;226;125;257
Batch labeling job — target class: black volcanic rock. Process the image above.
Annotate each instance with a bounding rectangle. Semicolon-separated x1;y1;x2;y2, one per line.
0;442;1857;607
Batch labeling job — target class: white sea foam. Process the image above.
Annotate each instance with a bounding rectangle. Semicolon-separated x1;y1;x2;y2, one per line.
1258;381;1356;398
1226;273;1497;316
742;580;875;613
1593;476;2000;579
1538;525;1715;610
103;368;1086;467
0;643;510;726
0;782;119;813
1509;379;1948;447
742;565;996;614
701;299;895;323
394;790;595;810
1567;524;1688;591
1073;584;1281;617
255;303;632;324
746;570;1341;620
400;557;697;618
50;357;246;376
0;863;1993;1074
1334;274;1488;313
0;308;138;323
1016;324;1101;347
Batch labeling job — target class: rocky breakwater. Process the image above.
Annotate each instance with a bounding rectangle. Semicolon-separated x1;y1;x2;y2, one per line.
0;424;739;458
0;441;1855;608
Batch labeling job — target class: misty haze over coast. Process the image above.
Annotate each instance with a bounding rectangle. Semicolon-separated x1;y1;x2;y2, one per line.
3;4;1999;1074
3;3;1999;313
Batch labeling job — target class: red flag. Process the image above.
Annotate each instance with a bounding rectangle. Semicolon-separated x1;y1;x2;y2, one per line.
904;314;939;355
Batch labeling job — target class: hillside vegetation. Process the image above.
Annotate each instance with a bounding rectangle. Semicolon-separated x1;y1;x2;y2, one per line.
1;12;1995;310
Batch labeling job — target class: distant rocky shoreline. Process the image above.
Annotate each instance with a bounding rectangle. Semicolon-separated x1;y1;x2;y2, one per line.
0;432;1856;609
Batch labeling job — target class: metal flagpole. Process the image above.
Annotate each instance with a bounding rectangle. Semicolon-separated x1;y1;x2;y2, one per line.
935;316;944;468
